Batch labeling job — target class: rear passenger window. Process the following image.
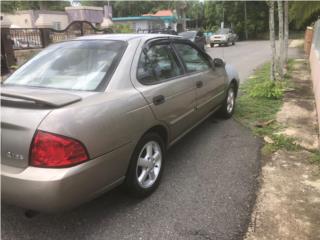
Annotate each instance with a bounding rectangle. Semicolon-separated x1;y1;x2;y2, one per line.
174;43;210;72
137;44;182;84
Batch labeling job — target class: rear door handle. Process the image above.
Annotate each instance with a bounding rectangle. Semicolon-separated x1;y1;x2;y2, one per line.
153;95;165;105
196;81;203;88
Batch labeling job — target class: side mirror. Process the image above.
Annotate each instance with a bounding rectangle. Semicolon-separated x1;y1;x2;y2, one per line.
213;58;225;67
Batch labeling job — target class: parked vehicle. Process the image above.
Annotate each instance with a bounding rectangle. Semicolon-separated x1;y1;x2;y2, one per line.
148;28;178;35
204;31;214;44
209;28;238;47
179;31;206;51
1;34;239;213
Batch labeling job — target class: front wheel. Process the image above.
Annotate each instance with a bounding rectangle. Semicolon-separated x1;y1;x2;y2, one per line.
125;132;165;197
218;84;236;119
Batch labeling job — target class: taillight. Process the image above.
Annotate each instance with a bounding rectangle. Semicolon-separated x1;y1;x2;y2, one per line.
30;131;89;168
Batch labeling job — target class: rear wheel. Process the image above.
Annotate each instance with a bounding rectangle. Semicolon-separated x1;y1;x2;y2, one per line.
218;83;236;119
125;132;165;197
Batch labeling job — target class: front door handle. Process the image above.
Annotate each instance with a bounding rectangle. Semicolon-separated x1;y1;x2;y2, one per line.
196;81;203;88
153;95;165;105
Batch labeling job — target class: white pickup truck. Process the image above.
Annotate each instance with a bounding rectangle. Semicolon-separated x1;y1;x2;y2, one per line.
210;28;238;47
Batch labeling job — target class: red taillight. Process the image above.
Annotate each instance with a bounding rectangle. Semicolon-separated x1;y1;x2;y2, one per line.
30;131;89;168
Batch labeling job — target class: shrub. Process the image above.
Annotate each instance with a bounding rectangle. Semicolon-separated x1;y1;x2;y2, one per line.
248;80;284;99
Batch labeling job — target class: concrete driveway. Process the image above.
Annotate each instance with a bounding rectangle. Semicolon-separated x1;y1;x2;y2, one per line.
2;41;273;240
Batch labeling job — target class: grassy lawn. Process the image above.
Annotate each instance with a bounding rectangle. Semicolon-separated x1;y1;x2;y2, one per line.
234;61;303;155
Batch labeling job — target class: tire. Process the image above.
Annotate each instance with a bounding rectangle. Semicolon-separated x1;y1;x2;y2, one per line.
218;83;236;119
125;132;165;198
210;43;214;48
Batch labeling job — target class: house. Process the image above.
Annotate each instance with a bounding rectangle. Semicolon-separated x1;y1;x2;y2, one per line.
112;9;177;32
2;10;69;29
1;5;113;30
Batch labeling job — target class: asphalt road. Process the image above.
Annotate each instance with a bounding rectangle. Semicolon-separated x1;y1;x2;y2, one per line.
1;41;271;240
206;40;302;82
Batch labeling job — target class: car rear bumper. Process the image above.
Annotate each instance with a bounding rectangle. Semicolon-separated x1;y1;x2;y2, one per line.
1;143;133;213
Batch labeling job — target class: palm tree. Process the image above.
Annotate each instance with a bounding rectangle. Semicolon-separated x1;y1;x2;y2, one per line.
284;1;289;66
268;1;276;81
277;0;284;79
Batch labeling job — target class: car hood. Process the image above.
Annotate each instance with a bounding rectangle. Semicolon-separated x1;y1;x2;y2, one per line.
1;85;96;169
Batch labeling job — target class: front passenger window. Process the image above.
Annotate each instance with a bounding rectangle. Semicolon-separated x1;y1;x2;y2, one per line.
174;43;210;73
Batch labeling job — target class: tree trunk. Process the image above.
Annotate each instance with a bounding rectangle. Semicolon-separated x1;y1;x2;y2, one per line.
284;0;289;66
269;1;276;81
244;1;248;40
277;0;284;79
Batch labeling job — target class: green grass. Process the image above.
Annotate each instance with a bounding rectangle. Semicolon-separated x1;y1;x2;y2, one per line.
234;61;299;155
234;63;283;135
309;150;320;165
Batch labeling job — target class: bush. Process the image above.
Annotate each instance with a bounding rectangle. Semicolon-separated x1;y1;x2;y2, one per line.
248;80;284;99
112;24;133;33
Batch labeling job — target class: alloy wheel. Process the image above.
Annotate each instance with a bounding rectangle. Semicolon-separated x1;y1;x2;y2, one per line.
136;141;162;188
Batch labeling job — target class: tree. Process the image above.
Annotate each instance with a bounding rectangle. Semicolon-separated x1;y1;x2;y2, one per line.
289;1;320;29
1;1;69;13
284;0;289;66
277;0;284;79
268;1;276;81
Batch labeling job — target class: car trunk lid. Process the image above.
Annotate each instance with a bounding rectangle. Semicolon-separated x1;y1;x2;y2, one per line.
1;86;89;169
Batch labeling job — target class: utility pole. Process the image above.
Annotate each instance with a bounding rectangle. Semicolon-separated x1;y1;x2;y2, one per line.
244;1;248;40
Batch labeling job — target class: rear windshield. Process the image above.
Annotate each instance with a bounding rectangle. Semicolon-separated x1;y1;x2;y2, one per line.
4;40;126;91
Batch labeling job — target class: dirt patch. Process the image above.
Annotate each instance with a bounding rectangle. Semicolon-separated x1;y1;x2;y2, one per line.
245;59;320;240
246;151;320;240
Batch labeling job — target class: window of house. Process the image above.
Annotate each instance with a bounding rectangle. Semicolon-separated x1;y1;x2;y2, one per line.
53;22;61;30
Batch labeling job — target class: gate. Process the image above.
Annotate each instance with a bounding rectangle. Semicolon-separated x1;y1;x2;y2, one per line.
1;21;113;75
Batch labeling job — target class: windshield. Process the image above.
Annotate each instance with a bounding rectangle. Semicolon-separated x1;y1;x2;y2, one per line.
179;31;196;40
4;40;126;91
217;29;230;34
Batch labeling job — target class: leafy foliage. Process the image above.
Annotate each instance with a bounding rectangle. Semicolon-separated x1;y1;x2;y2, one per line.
1;1;70;12
112;23;133;33
289;1;320;28
248;80;284;99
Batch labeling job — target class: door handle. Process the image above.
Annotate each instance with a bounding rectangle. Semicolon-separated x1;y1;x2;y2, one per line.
153;95;165;105
196;81;203;88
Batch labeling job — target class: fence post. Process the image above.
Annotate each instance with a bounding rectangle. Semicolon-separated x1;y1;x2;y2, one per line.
304;26;314;56
35;15;52;48
1;16;16;76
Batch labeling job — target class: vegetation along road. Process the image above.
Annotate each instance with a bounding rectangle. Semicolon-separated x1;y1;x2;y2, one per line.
1;41;300;240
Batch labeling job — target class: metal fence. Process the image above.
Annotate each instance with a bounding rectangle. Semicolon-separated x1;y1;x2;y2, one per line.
9;28;42;50
1;20;113;75
8;21;112;50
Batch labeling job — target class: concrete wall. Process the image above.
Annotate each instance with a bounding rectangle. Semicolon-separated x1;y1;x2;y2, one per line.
38;13;69;29
2;11;68;29
3;12;34;28
309;19;320;131
65;6;104;24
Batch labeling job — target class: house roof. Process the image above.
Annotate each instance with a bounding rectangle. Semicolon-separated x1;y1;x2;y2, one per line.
113;9;176;23
143;10;173;17
153;10;173;17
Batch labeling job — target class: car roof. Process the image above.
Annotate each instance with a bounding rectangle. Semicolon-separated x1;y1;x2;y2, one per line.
76;34;181;42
